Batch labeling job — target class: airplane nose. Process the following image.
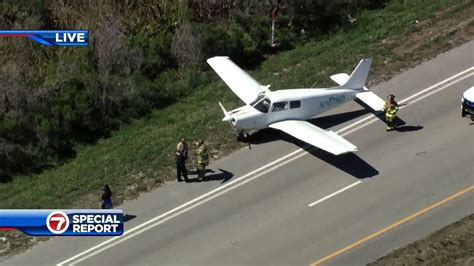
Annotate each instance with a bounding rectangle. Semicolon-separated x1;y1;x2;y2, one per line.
222;116;237;126
222;115;233;122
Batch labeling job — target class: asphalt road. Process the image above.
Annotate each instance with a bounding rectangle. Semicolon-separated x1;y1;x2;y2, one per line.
3;41;474;266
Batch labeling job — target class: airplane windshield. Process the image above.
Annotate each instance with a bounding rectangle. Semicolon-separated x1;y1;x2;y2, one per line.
249;92;266;106
249;92;271;113
252;96;271;113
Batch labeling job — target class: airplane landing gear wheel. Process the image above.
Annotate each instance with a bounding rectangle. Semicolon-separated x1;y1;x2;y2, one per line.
237;132;249;142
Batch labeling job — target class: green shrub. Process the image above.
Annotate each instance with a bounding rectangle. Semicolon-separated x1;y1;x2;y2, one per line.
0;0;392;180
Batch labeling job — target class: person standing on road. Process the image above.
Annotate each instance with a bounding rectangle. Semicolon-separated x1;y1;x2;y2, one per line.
383;94;399;131
195;140;209;181
176;138;189;182
101;184;113;209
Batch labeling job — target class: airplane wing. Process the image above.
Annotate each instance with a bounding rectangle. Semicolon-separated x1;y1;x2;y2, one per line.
207;56;269;105
269;120;357;155
330;73;385;112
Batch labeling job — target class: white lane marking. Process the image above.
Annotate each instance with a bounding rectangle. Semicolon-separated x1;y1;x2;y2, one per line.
308;181;362;207
306;71;474;208
399;67;474;104
57;149;301;265
58;67;474;265
68;152;315;265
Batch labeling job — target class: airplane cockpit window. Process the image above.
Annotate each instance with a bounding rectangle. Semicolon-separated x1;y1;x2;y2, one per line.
249;92;266;106
271;101;288;112
290;101;301;109
253;96;271;113
250;91;271;113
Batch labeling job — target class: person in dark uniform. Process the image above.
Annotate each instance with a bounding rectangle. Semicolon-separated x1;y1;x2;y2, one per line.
101;184;113;209
176;138;189;182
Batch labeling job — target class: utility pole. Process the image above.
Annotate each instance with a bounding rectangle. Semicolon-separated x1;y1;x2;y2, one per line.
271;5;278;47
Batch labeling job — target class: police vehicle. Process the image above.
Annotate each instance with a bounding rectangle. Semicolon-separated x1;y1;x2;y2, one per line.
461;86;474;120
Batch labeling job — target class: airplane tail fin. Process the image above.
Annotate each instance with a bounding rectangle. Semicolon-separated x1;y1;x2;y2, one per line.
339;58;372;90
329;58;385;112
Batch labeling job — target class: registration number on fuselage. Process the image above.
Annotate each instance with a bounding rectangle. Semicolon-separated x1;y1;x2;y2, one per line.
319;95;345;110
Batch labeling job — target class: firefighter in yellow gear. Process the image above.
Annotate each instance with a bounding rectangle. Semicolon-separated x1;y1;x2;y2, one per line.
195;140;209;181
383;94;399;131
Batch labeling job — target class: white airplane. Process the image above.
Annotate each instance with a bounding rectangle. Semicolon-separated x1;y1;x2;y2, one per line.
207;57;386;155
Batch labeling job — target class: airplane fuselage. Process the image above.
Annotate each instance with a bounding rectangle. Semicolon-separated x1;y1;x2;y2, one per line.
227;88;362;134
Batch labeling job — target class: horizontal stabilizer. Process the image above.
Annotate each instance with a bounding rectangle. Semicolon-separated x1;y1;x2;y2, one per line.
355;91;385;112
331;72;385;112
330;73;370;91
330;73;350;86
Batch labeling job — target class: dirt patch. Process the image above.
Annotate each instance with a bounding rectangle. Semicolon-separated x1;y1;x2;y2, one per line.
369;2;474;87
393;6;473;56
370;214;474;265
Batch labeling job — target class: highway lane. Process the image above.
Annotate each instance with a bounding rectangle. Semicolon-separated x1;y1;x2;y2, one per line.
324;187;474;266
3;41;473;266
67;68;473;266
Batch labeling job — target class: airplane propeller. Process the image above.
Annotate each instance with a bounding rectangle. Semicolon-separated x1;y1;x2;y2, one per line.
218;102;233;122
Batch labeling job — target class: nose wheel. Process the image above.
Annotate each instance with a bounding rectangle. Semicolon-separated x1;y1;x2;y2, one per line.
237;132;249;142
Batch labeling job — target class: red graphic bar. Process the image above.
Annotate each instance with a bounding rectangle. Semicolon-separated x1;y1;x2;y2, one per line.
0;34;33;37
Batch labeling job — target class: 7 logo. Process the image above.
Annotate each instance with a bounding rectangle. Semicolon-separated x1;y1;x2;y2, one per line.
46;211;70;234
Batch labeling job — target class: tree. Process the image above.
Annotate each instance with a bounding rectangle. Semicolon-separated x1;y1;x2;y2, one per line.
171;23;202;71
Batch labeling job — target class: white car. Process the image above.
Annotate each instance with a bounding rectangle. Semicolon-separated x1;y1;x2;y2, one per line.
461;86;474;120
